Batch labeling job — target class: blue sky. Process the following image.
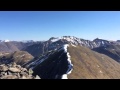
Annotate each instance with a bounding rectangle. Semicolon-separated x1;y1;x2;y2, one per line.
0;11;120;41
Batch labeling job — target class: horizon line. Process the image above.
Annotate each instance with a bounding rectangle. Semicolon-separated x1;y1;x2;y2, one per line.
0;36;119;41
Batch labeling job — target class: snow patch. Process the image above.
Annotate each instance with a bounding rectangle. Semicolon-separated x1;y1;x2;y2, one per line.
28;52;52;69
62;44;73;79
50;37;61;43
71;44;76;47
63;44;69;52
21;40;34;43
102;41;105;45
4;40;10;42
62;74;67;79
51;38;60;42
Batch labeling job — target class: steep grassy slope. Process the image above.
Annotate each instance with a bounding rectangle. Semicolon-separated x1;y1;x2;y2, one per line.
67;45;120;79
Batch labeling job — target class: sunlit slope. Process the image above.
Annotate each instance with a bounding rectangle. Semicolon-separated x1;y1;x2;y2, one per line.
68;45;120;79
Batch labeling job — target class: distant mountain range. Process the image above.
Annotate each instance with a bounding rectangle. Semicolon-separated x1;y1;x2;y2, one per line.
0;40;41;52
23;36;120;57
1;36;120;79
0;36;120;54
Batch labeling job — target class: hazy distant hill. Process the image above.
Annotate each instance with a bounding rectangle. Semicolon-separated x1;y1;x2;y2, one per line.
0;40;38;53
0;42;19;52
0;51;34;65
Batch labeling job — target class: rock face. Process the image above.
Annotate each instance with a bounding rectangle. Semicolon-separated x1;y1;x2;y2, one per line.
0;62;40;79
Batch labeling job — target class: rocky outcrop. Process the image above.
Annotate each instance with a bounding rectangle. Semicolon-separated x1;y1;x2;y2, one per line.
0;62;40;79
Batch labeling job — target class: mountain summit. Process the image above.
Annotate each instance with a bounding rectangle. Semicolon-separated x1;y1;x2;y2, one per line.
23;36;120;57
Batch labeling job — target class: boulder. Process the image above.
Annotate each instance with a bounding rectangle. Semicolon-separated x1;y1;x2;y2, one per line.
35;75;40;79
9;68;21;73
0;65;8;72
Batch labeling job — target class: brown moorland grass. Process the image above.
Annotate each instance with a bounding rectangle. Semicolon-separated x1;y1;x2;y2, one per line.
67;45;120;79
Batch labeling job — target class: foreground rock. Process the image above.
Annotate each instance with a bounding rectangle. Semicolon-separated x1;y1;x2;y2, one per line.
0;62;40;79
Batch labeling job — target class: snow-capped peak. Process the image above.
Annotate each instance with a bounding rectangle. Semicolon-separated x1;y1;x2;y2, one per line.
49;37;61;42
62;36;74;41
4;40;10;42
21;40;35;43
49;36;81;44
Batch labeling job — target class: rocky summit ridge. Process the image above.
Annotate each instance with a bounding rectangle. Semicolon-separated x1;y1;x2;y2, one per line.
0;62;40;79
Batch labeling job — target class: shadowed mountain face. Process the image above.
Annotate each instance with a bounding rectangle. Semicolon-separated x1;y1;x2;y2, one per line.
0;51;34;65
92;45;120;63
32;50;69;79
24;48;71;79
22;42;45;57
24;45;120;79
